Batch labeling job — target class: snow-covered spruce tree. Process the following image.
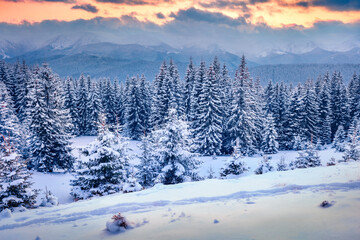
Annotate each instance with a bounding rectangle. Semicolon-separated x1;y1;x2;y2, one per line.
136;135;160;188
333;125;346;152
168;59;184;116
88;81;103;135
276;157;288;171
227;55;256;156
254;155;274;175
28;64;74;172
76;74;92;135
343;126;360;162
0;81;24;153
317;76;332;145
125;76;149;140
261;113;279;154
152;109;200;185
190;61;207;139
302;81;319;142
290;143;321;169
183;58;196;119
288;85;304;147
71;114;134;200
150;61;172;129
63;77;78;135
220;143;248;178
0;151;37;211
194;65;223;155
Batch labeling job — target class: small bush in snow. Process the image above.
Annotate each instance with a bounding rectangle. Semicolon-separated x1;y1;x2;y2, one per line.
220;153;248;178
290;145;321;169
342;129;360;162
106;213;129;233
207;166;216;179
326;158;336;166
123;176;142;193
333;125;346;152
39;187;58;207
276;157;288;171
254;155;274;175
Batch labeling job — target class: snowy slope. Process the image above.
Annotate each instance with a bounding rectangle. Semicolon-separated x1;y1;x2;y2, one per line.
1;137;359;240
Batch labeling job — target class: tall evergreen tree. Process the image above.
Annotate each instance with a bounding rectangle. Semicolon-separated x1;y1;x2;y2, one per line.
28;64;74;172
194;65;223;155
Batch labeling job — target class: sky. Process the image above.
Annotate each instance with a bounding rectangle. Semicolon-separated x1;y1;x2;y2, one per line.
0;0;360;56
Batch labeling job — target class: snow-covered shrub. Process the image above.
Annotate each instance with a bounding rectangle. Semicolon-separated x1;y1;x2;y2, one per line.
207;166;216;179
326;157;336;166
106;213;129;233
290;145;321;169
293;135;305;150
151;109;200;185
123;176;142;193
39;187;58;207
220;153;248;178
333;125;346;152
136;135;160;188
254;155;274;175
0;152;37;211
71;116;136;200
276;156;288;171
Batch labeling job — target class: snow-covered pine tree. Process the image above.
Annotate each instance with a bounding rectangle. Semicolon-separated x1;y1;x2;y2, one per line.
0;82;24;153
276;82;292;150
227;55;256;156
342;123;360;162
276;156;288;171
28;64;74;172
194;65;223;155
125;76;145;140
347;73;359;123
76;74;92;135
190;61;207;138
152;109;200;184
254;155;274;175
71;114;133;200
150;61;172;129
291;143;321;169
288;85;304;148
0;151;37;211
136;135;160;188
168;59;184;116
64;77;78;135
220;142;248;178
317;76;332;145
138;75;151;135
88;81;103;135
261;113;279;154
333;125;346;152
220;63;235;154
102;79;117;128
183;58;196;120
302;80;319;142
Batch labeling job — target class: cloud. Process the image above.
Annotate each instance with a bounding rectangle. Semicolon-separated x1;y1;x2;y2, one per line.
95;0;151;5
156;13;165;19
199;0;249;12
71;4;99;13
170;7;247;27
33;0;76;3
0;16;359;58
298;0;360;11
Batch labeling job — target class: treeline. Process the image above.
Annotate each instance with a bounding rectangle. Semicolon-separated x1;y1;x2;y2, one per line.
1;56;360;172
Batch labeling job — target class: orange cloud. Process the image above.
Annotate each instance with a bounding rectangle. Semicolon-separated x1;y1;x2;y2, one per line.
0;0;359;28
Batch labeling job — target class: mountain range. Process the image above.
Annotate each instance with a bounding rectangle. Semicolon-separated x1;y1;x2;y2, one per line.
1;35;360;83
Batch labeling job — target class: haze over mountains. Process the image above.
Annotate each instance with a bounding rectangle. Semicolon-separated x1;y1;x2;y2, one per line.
1;34;360;83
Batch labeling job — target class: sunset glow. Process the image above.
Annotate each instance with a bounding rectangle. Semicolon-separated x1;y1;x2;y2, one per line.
0;0;359;28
